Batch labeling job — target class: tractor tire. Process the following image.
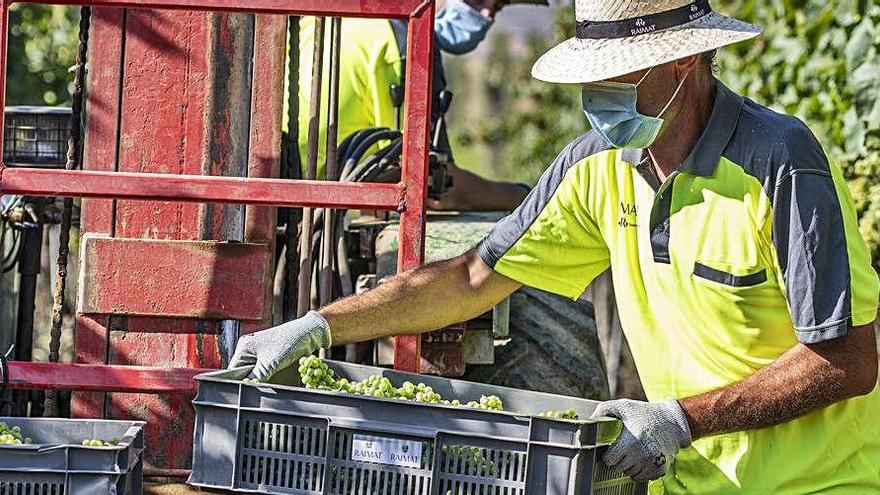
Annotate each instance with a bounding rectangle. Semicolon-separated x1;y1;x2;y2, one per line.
461;286;610;400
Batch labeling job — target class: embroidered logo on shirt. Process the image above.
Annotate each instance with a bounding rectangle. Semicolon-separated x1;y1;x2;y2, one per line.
618;202;638;228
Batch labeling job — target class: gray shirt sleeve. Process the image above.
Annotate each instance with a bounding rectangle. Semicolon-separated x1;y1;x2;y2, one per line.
771;125;853;344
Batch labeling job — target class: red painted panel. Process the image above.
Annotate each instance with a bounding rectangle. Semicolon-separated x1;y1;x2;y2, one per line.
6;361;205;394
78;237;270;320
115;8;207;240
0;167;404;210
73;7;125;421
108;392;195;472
80;7;123;234
9;0;422;18
394;2;434;373
107;8;214;470
420;342;465;377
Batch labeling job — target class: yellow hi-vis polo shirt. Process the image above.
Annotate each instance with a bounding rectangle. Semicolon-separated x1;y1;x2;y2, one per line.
478;80;880;494
283;17;403;179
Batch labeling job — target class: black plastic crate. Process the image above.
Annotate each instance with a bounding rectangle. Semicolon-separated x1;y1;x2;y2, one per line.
3;106;71;167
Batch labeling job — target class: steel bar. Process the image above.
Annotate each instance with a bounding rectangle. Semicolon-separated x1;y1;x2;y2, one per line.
6;0;421;18
6;361;206;394
0;167;403;210
394;1;434;372
240;13;287;334
284;16;303;322
15;221;42;364
12;218;42;416
297;16;325;316
320;16;342;307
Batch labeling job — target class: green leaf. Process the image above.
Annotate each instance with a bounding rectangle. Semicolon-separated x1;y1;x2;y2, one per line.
845;18;876;71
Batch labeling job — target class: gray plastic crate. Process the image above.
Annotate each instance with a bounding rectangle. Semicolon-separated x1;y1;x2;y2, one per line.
0;416;145;495
189;360;646;495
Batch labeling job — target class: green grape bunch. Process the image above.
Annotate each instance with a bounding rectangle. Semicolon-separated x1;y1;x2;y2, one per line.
537;408;579;420
0;422;32;445
291;357;507;413
298;355;338;390
81;438;120;447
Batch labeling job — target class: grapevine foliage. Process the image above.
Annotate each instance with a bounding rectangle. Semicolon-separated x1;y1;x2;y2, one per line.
716;0;880;266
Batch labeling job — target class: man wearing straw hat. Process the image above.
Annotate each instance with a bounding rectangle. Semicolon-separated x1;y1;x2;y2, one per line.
233;0;880;491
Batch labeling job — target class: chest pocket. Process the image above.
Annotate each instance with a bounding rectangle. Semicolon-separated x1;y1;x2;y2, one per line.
670;181;773;289
693;261;767;287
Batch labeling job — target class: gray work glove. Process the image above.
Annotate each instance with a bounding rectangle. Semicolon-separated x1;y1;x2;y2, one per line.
590;398;692;482
228;310;332;381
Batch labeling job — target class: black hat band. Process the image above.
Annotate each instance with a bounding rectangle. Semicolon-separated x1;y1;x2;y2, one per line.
576;0;712;39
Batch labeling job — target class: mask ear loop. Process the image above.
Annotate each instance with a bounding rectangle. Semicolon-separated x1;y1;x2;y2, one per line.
635;67;654;87
656;69;691;119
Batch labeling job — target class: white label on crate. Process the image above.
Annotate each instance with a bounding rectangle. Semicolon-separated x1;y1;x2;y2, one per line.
351;434;423;469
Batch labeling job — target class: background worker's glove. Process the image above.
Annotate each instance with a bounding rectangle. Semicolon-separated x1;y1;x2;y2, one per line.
590;398;692;482
228;310;332;382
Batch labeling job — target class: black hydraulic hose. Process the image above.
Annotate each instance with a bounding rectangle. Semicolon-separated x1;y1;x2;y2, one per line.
337;128;376;169
339;128;392;180
344;142;399;183
338;131;378;180
335;217;353;297
349;129;400;163
341;129;400;179
357;139;403;183
338;128;382;166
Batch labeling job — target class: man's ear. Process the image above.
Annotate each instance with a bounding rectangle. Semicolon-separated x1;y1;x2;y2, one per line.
674;55;699;79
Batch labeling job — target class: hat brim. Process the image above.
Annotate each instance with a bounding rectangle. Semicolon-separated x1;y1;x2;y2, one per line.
531;12;761;84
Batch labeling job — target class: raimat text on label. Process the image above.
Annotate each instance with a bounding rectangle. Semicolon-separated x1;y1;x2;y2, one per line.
630;19;656;36
353;448;383;461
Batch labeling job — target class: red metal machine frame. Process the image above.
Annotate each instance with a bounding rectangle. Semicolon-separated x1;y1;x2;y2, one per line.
0;0;431;387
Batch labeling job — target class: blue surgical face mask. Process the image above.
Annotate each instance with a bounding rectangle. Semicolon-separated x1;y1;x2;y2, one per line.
435;0;493;55
581;68;689;149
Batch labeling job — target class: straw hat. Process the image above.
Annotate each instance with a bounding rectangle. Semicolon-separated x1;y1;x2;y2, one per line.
532;0;762;83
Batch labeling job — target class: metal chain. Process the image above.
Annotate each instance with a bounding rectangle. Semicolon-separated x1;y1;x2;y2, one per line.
44;6;90;417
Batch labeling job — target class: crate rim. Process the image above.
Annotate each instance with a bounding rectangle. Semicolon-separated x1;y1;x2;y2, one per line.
4;105;72;115
196;364;615;427
0;416;145;451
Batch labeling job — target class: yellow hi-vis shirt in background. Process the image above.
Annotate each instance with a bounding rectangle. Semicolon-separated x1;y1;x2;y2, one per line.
283;17;402;179
478;80;880;494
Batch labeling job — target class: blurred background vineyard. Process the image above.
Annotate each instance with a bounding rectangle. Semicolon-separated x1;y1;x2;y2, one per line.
6;3;79;106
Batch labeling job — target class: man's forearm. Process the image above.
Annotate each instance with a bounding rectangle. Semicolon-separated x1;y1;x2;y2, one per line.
680;323;878;440
320;249;520;345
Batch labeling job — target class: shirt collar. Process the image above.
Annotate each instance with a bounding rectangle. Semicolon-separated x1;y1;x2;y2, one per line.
679;78;744;177
619;79;743;176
